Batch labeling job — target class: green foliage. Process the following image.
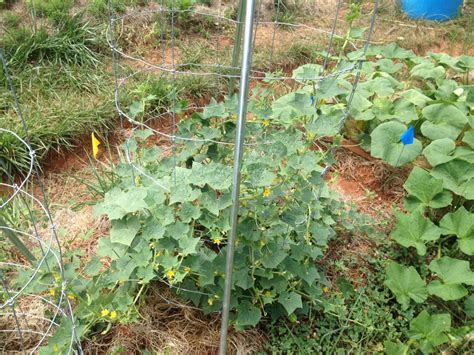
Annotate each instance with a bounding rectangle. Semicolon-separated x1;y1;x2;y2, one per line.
0;0;17;10
26;0;74;23
265;229;406;353
0;62;114;177
2;19;101;69
384;261;427;310
87;0;149;19
383;139;473;353
1;10;20;28
345;46;472;167
370;121;422;166
55;81;380;351
91;114;338;323
407;311;451;353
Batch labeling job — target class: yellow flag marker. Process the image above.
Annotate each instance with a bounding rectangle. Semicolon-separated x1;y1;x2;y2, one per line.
91;132;100;159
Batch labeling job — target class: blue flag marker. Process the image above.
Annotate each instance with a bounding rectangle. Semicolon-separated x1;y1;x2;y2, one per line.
310;95;315;105
400;126;415;145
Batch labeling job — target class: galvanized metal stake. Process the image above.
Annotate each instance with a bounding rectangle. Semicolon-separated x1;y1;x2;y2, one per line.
218;0;256;353
228;0;246;96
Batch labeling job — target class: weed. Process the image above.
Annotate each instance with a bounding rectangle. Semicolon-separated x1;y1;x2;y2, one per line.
0;0;17;10
88;0;127;18
88;0;149;19
1;18;102;69
178;39;210;70
1;11;20;28
26;0;74;24
253;40;322;71
0;63;114;177
176;74;224;100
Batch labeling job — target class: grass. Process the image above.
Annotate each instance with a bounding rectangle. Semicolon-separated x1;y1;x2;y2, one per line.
264;225;405;353
0;63;114;177
2;21;102;69
253;39;323;71
0;1;115;177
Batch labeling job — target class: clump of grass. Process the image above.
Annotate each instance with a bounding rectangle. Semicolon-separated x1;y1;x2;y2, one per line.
177;74;224;100
88;0;149;19
0;63;114;178
1;17;102;69
88;0;126;18
178;39;211;70
253;39;322;71
26;0;74;24
0;0;17;10
1;10;20;28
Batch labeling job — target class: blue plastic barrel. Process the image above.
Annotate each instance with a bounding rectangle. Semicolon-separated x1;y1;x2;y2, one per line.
400;0;464;21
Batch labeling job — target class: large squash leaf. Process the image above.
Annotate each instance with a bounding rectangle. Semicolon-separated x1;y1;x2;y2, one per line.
403;167;452;211
370;121;422;166
428;257;474;301
391;210;441;255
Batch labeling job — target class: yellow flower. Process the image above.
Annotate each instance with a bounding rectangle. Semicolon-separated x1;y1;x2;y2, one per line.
184;267;192;273
53;344;60;353
166;270;175;279
110;310;117;320
67;294;76;301
212;238;222;246
91;132;101;159
262;119;270;127
101;309;110;317
322;287;329;294
155;251;161;257
49;288;56;297
262;187;271;198
208;298;214;306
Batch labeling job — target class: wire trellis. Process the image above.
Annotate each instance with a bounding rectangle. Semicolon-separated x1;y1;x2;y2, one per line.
0;50;82;354
107;0;379;353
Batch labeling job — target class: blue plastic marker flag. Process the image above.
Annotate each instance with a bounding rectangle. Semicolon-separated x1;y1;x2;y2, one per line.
400;126;415;145
310;95;315;105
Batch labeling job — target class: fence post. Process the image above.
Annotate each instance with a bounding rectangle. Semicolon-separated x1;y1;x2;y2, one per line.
218;0;256;353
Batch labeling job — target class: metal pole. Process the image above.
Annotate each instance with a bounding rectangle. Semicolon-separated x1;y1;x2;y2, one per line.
218;0;256;353
228;0;246;96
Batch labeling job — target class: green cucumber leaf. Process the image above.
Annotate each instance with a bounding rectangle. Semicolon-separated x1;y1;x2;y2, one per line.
236;301;262;327
110;216;141;246
93;187;148;220
278;291;302;315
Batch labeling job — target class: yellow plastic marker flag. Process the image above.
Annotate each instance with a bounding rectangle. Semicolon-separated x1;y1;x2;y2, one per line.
91;132;100;159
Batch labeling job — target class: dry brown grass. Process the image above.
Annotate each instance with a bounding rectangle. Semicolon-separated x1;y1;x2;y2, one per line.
82;286;265;354
0;295;51;353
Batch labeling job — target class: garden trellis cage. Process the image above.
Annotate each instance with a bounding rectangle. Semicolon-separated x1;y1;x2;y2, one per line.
106;0;379;353
0;50;82;354
1;0;380;352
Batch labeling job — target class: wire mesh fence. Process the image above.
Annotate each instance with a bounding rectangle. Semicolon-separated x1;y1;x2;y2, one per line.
0;50;82;354
1;0;379;352
107;0;379;353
